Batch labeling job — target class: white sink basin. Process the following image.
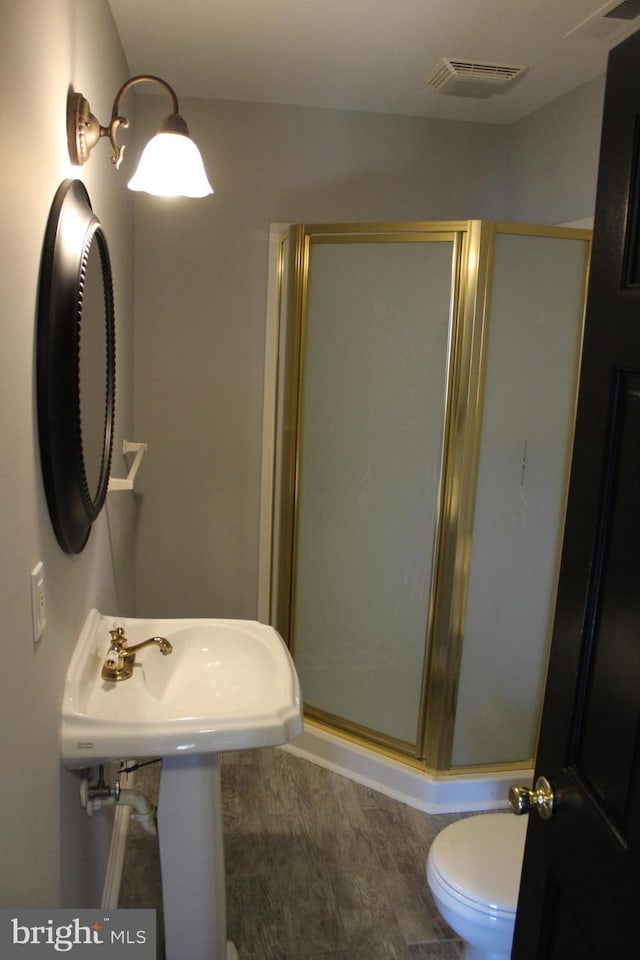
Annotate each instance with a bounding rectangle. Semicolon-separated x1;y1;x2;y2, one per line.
61;609;302;768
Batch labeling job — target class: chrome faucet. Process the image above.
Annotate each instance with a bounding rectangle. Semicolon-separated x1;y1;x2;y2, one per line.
102;625;173;682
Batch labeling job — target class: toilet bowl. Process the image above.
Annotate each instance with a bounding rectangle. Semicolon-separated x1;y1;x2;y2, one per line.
426;812;527;960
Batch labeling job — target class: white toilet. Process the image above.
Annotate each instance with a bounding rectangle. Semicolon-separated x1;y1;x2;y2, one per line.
426;813;527;960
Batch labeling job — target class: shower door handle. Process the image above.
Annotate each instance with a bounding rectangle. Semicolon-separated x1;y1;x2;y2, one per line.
509;776;555;820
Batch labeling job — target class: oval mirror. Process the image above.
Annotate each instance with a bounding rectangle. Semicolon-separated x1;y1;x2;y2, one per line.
37;179;116;553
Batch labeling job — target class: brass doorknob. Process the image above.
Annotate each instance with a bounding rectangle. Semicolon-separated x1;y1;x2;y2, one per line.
509;775;555;820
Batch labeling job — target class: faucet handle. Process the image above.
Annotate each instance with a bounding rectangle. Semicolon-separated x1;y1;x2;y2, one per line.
109;625;128;649
104;647;121;669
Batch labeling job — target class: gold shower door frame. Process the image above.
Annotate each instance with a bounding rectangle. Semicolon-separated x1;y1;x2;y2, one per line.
269;220;589;773
270;220;490;771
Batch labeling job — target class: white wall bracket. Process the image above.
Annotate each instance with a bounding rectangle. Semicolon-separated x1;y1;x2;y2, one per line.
108;440;148;492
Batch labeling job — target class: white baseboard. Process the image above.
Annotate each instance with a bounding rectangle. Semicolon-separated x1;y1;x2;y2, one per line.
282;724;532;814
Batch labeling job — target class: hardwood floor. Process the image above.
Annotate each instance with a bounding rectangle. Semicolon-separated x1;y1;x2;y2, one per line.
119;748;464;959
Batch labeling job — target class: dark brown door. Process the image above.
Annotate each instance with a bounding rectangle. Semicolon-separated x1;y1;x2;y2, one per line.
512;28;640;959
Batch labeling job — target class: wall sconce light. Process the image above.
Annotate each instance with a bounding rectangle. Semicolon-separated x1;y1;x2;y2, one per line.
67;75;213;198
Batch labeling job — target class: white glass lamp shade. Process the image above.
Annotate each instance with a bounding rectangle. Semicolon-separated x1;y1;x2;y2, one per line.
127;131;213;198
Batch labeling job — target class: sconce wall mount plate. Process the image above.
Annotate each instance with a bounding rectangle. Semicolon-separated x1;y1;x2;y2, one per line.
67;92;99;165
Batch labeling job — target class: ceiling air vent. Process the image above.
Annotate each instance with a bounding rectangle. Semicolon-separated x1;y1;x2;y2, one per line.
428;59;528;99
604;0;640;20
565;1;640;42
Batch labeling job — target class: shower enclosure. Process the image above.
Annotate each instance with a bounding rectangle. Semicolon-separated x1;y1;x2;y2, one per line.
263;221;590;773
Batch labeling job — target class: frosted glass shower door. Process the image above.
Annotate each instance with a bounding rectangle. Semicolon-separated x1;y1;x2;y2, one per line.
451;229;590;767
292;235;457;749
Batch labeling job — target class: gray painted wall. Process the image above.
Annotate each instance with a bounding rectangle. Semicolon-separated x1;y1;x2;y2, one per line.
0;0;135;907
504;74;605;224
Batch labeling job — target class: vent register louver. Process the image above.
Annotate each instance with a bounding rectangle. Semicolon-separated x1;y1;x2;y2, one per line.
428;59;528;99
565;0;640;41
604;0;640;20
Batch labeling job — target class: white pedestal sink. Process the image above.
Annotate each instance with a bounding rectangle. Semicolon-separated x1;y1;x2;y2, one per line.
61;610;303;960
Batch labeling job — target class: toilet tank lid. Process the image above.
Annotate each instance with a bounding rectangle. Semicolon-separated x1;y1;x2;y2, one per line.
429;813;527;912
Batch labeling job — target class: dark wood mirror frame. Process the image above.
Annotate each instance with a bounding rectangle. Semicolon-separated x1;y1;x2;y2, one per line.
37;179;116;553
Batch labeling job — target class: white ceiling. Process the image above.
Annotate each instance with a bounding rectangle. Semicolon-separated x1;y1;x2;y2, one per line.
107;0;639;124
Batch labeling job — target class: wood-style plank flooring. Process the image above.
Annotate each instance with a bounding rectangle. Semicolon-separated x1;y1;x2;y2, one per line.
119;748;464;959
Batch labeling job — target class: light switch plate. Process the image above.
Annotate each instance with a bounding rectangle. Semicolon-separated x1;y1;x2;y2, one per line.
30;561;46;643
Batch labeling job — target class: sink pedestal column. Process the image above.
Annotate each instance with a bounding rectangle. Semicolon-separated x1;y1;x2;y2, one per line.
157;753;238;960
